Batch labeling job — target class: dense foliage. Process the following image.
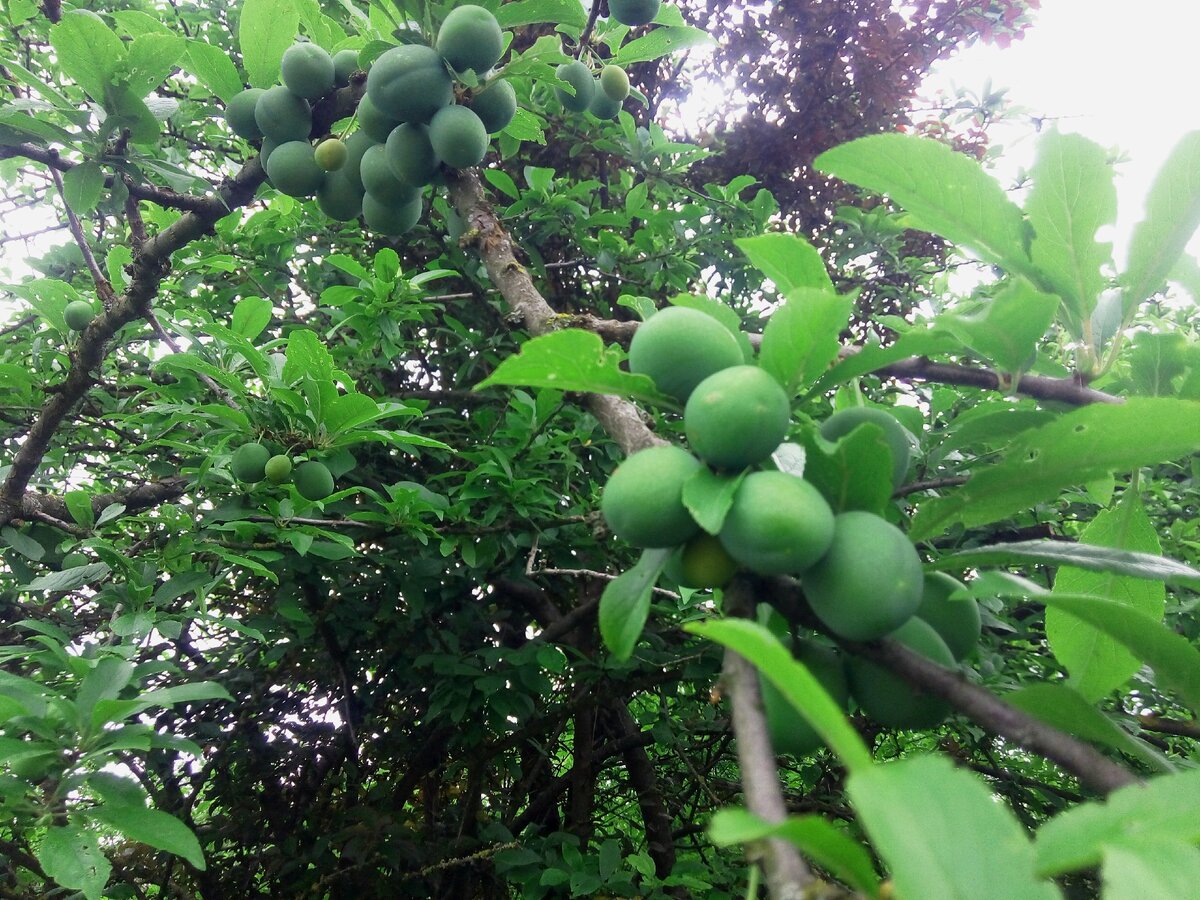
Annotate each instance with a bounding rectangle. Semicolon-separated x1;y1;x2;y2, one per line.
0;1;1199;898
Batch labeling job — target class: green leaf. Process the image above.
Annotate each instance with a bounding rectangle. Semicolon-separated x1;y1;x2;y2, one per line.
322;392;384;436
1038;593;1200;716
1005;683;1171;773
681;468;743;535
1;526;45;561
815;134;1038;283
735;233;834;294
61;161;105;215
238;0;301;88
938;279;1060;374
1102;842;1200;900
707;808;880;898
797;427;893;515
1024;131;1116;336
598;548;670;661
185;40;245;103
612;26;714;66
759;288;853;394
1047;493;1166;700
1034;769;1200;876
813;328;960;394
49;11;127;100
36;825;112;900
64;490;96;528
685;618;872;774
849;756;1061;900
1123;131;1200;315
77;658;136;720
495;0;587;28
910;398;1200;540
231;296;273;340
283;328;338;385
23;563;110;592
91;802;206;869
502;107;546;144
475;330;665;405
124;33;185;98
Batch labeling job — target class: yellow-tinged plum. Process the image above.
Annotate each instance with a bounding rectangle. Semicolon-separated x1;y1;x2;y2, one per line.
226;88;265;139
428;105;488;169
802;511;923;641
468;79;517;133
555;61;594;112
845;617;955;729
281;42;335;99
600;445;702;548
436;5;504;74
915;572;981;661
295;460;335;501
265;454;293;484
820;406;914;490
362;191;423;236
719;471;834;575
254;85;312;143
366;44;454;123
685;365;790;470
264;141;325;197
609;0;661;26
600;64;630;101
627;306;743;403
314;137;348;171
761;640;849;756
232;443;271;483
668;533;738;589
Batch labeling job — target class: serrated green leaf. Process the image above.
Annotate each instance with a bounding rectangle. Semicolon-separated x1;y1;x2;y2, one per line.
64;490;95;529
759;288;853;394
185;41;246;103
816;134;1038;283
49;11;126;100
1047;494;1166;700
598;548;670;661
1101;842;1200;900
1025;131;1116;336
23;563;110;592
231;296;273;340
91;802;205;869
238;0;300;88
495;0;587;28
1;526;45;561
613;26;714;66
1123;131;1200;315
61;161;105;214
36;825;111;900
850;756;1061;900
681;468;743;535
685;618;872;774
125;33;185;98
475;329;666;405
938;278;1060;374
910;398;1200;540
798;427;893;515
735;233;834;294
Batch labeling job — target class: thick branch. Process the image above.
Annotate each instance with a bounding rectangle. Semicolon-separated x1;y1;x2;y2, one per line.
13;476;190;527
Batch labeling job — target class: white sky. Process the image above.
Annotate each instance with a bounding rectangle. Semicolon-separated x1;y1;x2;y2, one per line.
924;0;1200;263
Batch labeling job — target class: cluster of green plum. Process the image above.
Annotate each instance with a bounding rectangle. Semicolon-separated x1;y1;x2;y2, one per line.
222;5;521;235
599;305;982;738
230;442;336;502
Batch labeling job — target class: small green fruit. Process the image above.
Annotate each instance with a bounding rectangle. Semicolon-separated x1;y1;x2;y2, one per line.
385;123;441;187
601;445;702;548
599;65;630;101
609;0;661;26
281;42;336;99
555;60;595;112
436;5;505;74
588;80;622;119
627;306;744;402
428;105;489;169
64;300;95;332
366;45;454;123
226;88;266;139
264;141;325;197
362;191;423;236
820;406;915;490
360;144;421;204
295;461;335;501
333;48;360;87
341;131;376;193
468;79;517;133
316;172;364;221
915;572;981;661
254;85;312;143
845;617;955;729
314;138;348;171
232;443;271;483
761;641;850;756
357;95;402;144
673;533;738;589
719;471;834;575
684;365;790;470
265;454;293;484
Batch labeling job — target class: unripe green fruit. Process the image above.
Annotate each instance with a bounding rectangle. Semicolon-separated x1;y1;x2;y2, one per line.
555;60;595;112
333;48;360;87
609;0;661;26
588;80;622;119
803;511;923;641
260;138;279;165
685;365;790;470
265;454;293;484
820;406;914;490
436;5;505;74
360;144;421;204
669;533;738;589
601;445;702;548
362;191;423;236
366;44;454;123
316;172;364;221
428;105;488;169
64;300;95;331
845;617;955;729
342;131;376;193
232;442;271;483
627;306;744;402
295;460;335;501
264;141;325;197
719;471;835;575
357;95;402;144
468;79;517;133
314;138;348;171
915;572;981;661
385;123;441;187
761;641;849;756
254;86;312;143
281;42;336;99
600;65;630;101
226;88;266;139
